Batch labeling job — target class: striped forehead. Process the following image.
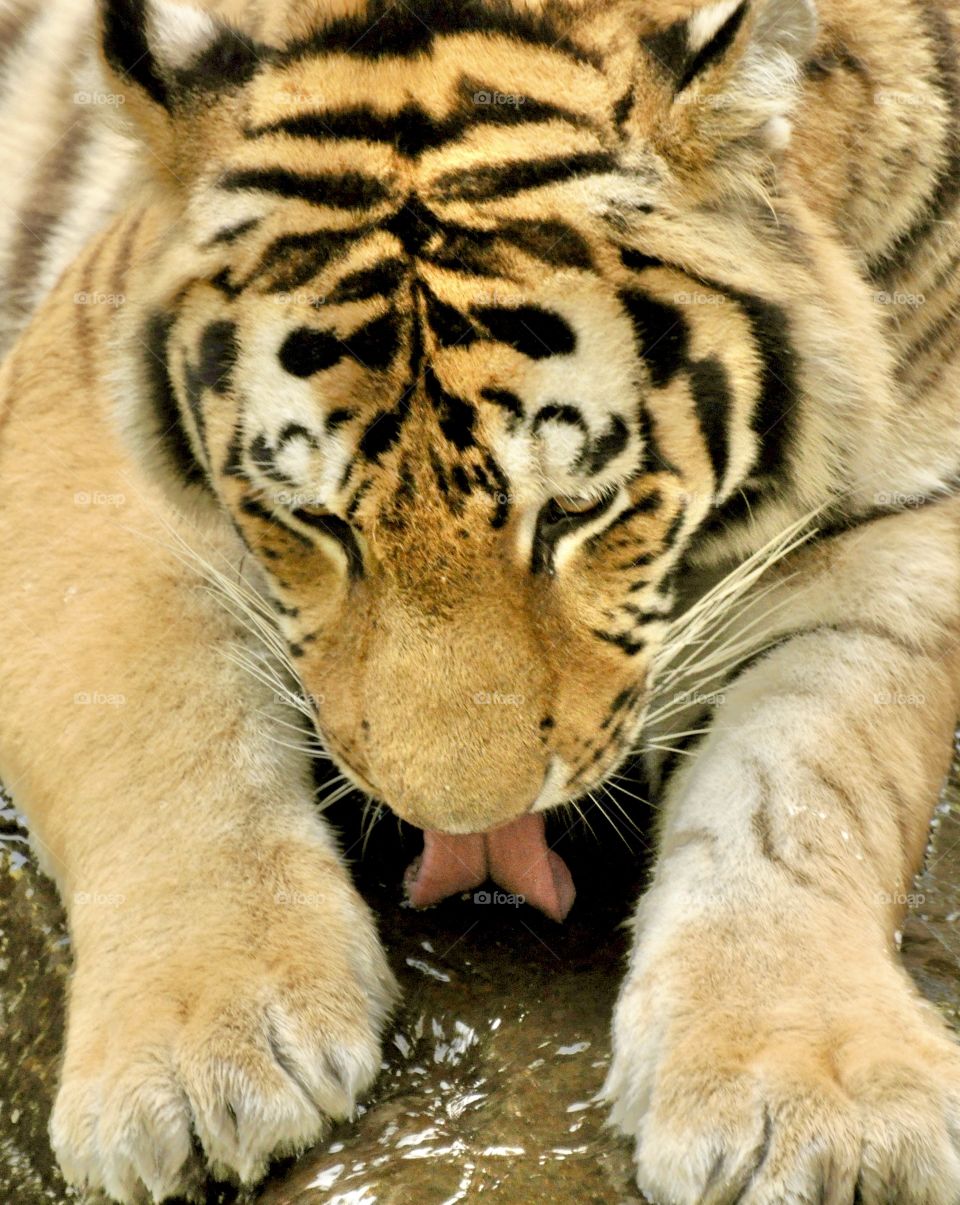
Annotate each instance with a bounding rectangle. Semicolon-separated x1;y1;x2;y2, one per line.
240;6;618;132
180;1;686;522
232;270;644;508
187;4;658;247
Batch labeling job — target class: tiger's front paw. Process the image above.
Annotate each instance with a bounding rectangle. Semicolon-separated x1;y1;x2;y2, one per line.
604;916;960;1205
51;859;397;1203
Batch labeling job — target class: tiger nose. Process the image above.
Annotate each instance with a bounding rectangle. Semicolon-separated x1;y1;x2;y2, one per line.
367;714;548;834
362;672;547;833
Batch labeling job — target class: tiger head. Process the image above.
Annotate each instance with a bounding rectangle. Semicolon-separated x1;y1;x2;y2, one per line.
102;0;853;836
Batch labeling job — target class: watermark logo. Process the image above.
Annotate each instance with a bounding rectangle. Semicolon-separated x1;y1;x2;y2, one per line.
878;889;925;907
874;290;925;308
874;689;926;707
74;890;126;907
473;91;526;107
474;889;525;907
673;291;726;306
875;90;928;109
74;291;125;308
874;490;926;508
674;92;735;109
275;888;324;907
669;689;726;708
273;292;327;307
275;490;326;508
74;490;126;508
74;691;126;706
74;90;125;107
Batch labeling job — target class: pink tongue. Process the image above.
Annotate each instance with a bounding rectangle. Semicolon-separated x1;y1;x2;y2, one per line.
404;813;575;922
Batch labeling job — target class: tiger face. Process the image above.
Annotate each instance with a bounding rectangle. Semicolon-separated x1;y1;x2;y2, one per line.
114;0;822;833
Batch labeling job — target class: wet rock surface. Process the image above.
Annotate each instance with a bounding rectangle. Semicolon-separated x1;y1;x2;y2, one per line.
2;759;959;1205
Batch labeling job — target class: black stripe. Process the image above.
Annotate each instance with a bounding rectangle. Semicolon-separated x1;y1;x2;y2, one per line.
324;258;405;305
698;484;764;538
532;402;588;433
676;2;747;93
240;497;312;545
222;425;246;480
638;405;682;476
480;387;524;420
621;252;798;483
578;415;630;475
494;219;594;270
142;313;207;487
621;290;689;388
424;288;481;348
424;233;504;277
612;85;634;130
278;0;602;68
207;217;261;246
383;195;438;255
247;95;592;156
181;319;238;460
727;290;797;477
291;509;364;577
619;247;665;274
280;327;343;377
358;408;406;462
532;490;617;574
347;311;401;371
475;304;576;359
220;168;390;210
424;366;477;449
101;0;168;106
591;490;663;543
278;422;319;448
421;215;593;275
642;20;689;84
247;229;346;294
433;151;617;203
279;312;399;376
170;26;263;99
209;268;243;299
592;629;646;656
689;357;732;488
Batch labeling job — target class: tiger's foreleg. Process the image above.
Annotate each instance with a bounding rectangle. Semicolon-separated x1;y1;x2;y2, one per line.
0;362;397;1202
605;500;960;1205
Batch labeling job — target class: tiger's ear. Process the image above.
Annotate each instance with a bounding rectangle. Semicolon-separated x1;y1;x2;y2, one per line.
639;0;817;170
96;0;262;161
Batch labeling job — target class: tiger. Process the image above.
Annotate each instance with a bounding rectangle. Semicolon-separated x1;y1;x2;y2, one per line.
3;0;960;1199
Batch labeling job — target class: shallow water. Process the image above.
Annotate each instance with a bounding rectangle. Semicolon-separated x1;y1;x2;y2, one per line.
2;756;960;1205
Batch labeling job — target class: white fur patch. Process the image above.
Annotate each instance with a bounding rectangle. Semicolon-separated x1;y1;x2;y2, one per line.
187;188;267;249
146;0;219;71
531;757;573;813
762;114;793;149
687;0;744;54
